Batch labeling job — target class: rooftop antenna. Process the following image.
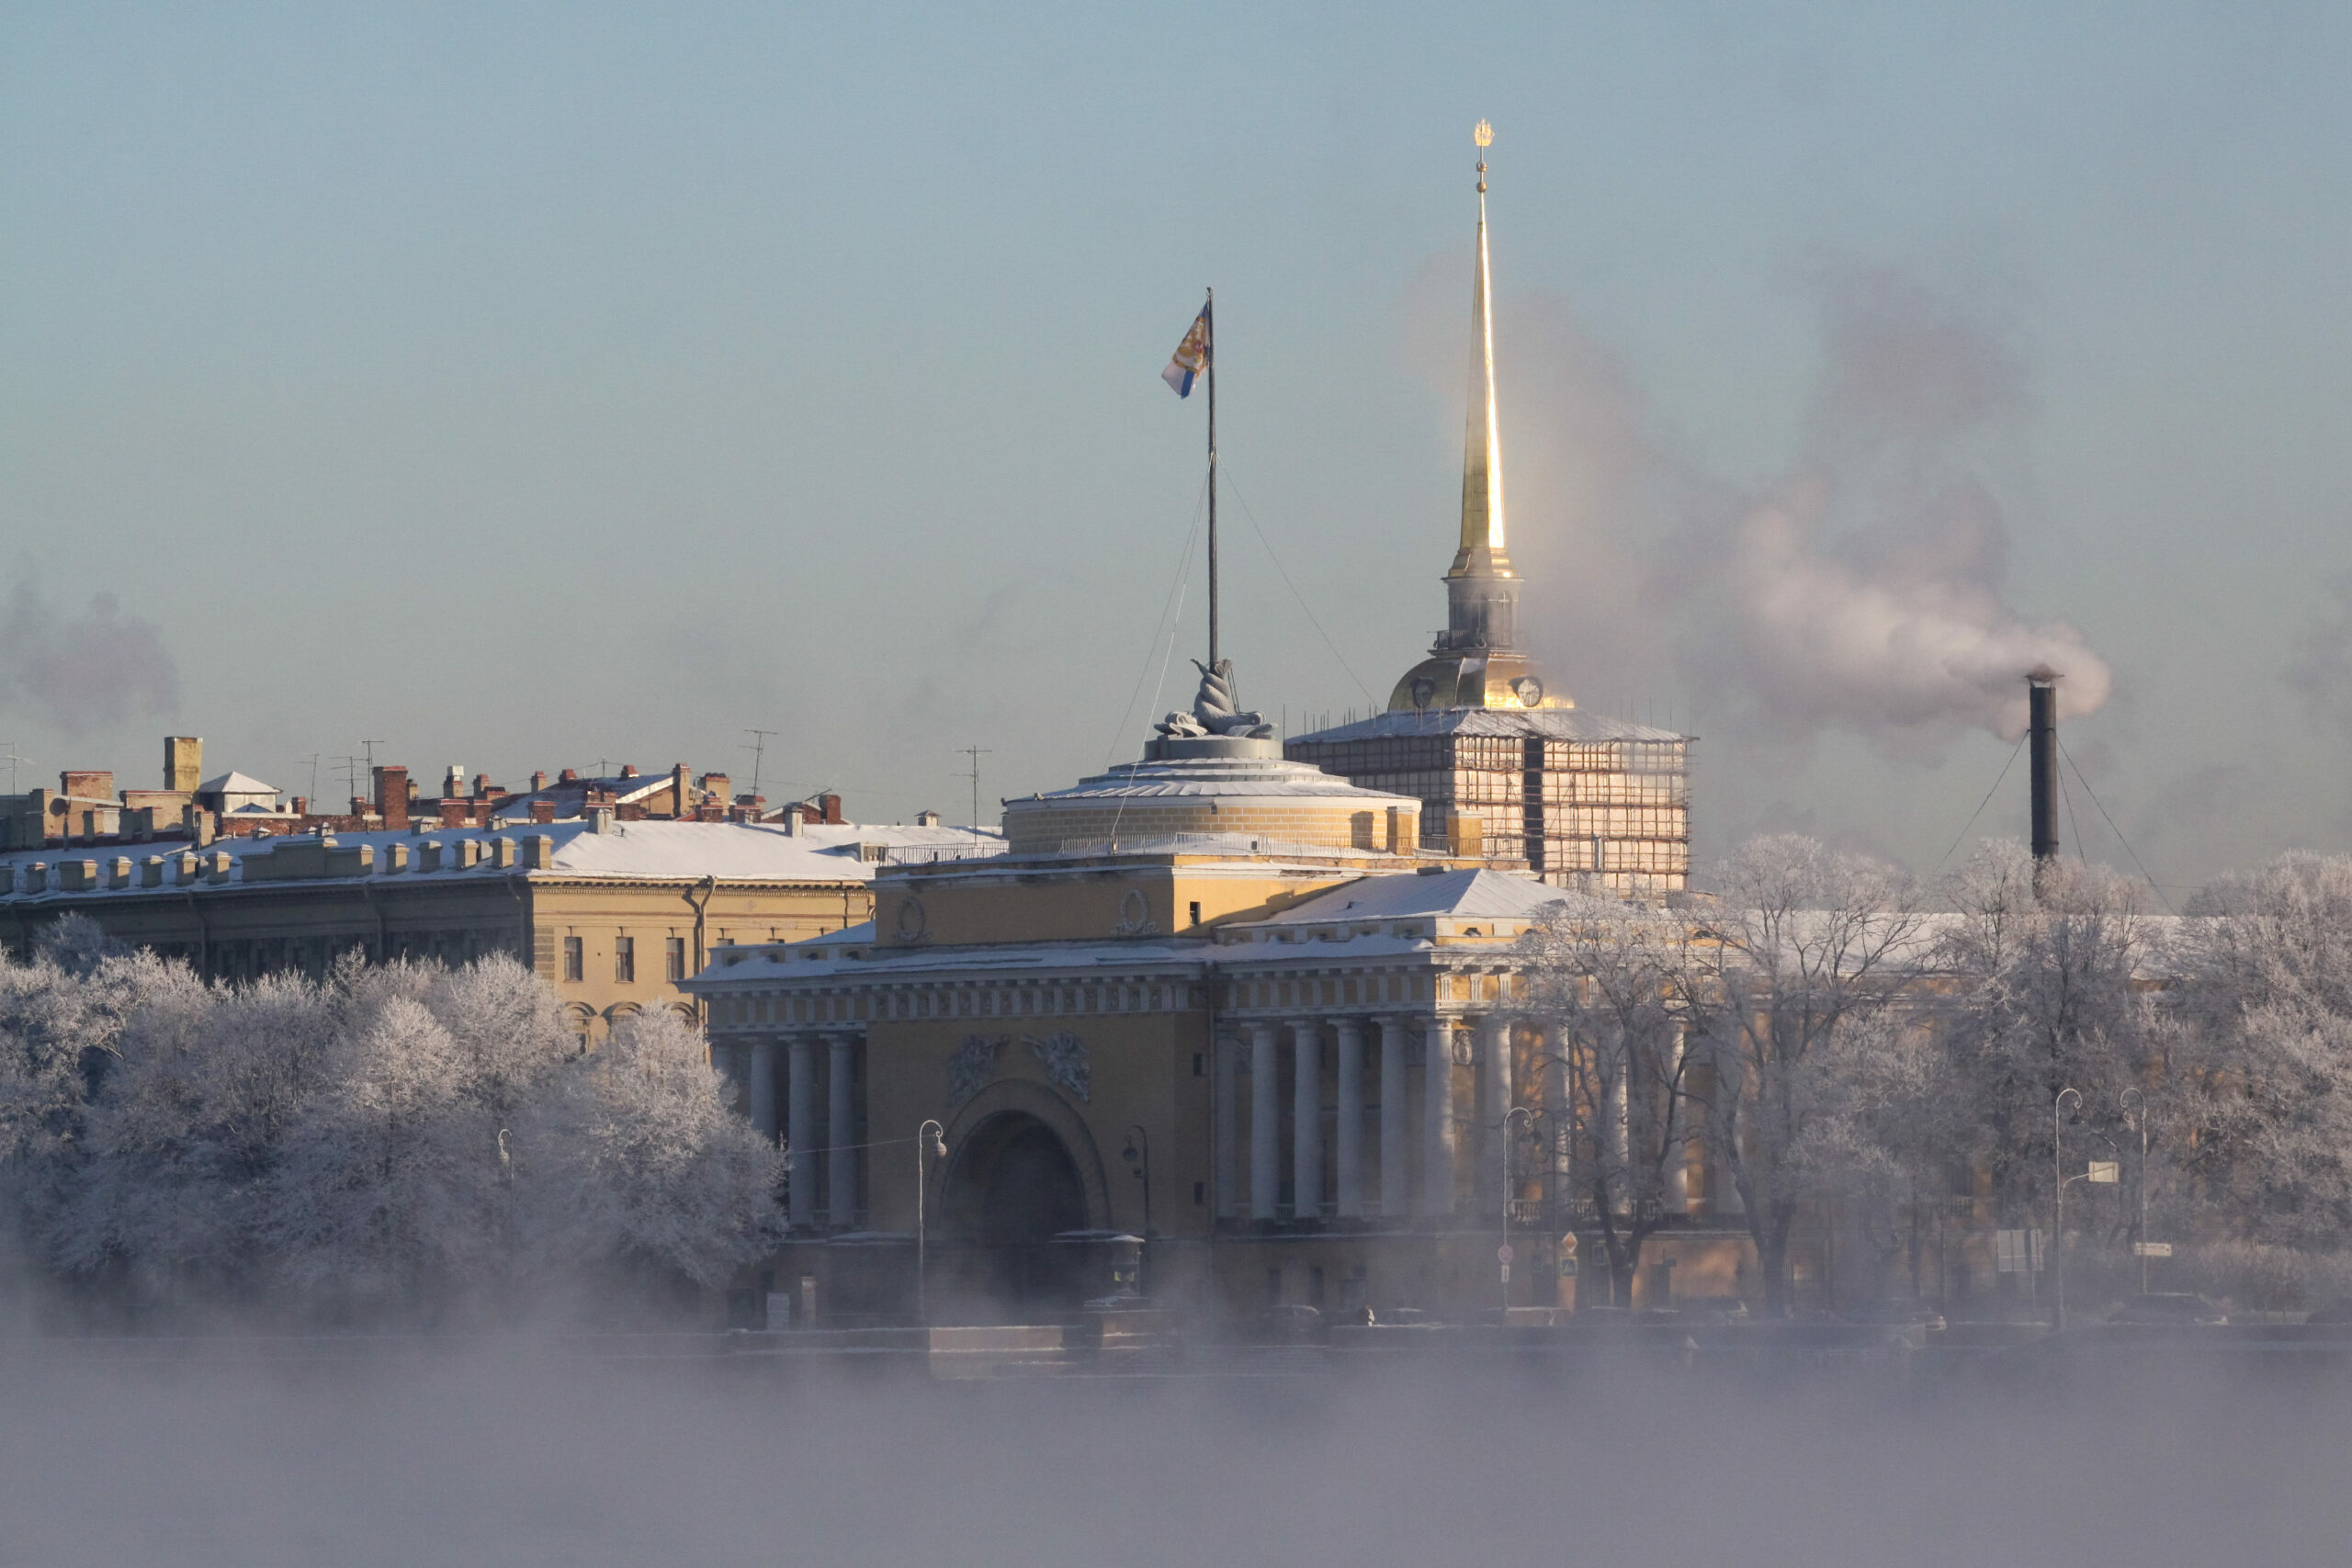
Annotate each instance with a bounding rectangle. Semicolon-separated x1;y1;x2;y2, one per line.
0;741;26;794
744;728;778;807
957;745;993;840
338;755;364;807
359;739;384;777
295;752;322;805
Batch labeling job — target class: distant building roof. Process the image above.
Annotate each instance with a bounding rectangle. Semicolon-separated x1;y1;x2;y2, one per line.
0;819;1005;900
197;771;279;796
1252;866;1570;924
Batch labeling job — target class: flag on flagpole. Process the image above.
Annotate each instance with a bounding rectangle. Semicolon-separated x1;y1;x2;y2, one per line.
1162;301;1211;397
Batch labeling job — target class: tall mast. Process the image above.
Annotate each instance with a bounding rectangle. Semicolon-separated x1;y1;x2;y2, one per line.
1206;288;1218;673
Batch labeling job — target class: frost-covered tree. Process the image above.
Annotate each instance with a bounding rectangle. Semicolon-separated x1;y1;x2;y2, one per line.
1935;842;2154;1237
0;935;779;1325
1518;895;1713;1308
1698;835;1928;1314
2181;853;2352;1247
528;1006;784;1292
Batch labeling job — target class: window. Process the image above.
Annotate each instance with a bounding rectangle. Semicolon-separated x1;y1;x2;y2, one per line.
562;936;583;983
665;936;687;981
1188;901;1202;926
615;936;636;984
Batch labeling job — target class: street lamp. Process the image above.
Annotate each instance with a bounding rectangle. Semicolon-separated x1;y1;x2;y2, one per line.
1503;1105;1534;1312
1121;1125;1152;1297
915;1119;945;1325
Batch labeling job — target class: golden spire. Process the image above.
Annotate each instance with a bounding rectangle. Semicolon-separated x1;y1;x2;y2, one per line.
1453;119;1511;581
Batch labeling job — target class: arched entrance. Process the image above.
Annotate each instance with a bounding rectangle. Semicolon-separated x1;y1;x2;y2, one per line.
941;1111;1091;1313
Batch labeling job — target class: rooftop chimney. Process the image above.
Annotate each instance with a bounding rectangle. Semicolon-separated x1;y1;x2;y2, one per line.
445;765;465;798
559;768;579;784
374;765;410;829
531;771;548;792
2028;666;2060;875
164;737;203;795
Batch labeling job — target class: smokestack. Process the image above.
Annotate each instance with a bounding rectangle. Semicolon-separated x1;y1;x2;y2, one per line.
2027;665;2060;867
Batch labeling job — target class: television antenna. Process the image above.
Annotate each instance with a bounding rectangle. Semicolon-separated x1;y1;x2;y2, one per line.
0;742;27;794
957;745;992;839
744;728;779;809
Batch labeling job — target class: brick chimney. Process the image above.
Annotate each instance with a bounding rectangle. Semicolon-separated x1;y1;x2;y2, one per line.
164;737;203;794
820;793;843;825
620;763;639;779
529;799;556;823
559;768;579;784
530;771;548;792
444;764;465;797
374;765;410;829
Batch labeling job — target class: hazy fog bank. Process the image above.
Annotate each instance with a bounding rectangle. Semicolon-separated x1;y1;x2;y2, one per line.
0;1349;2340;1567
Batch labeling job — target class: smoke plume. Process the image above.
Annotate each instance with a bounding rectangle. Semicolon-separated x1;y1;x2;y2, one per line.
1470;258;2111;752
2285;570;2352;743
0;579;180;737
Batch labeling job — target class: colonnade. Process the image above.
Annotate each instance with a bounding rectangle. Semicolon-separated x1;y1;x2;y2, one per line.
723;1033;864;1230
1216;1013;1522;1224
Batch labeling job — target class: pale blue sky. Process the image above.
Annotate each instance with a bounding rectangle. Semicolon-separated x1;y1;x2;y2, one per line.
5;3;2348;890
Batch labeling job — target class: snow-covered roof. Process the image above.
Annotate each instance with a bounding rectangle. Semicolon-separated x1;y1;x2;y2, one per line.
1253;867;1569;925
198;771;278;796
0;819;1005;901
1289;708;1689;744
1020;753;1416;806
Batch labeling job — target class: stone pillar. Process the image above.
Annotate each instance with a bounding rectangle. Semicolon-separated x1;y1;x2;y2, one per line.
787;1037;817;1230
829;1033;858;1228
1334;1018;1365;1219
1294;1021;1323;1222
1377;1017;1408;1218
1215;1031;1238;1219
1421;1016;1456;1219
1477;1012;1512;1216
749;1038;780;1144
1250;1021;1280;1221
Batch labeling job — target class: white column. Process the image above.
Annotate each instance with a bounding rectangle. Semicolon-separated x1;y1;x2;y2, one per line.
1478;1012;1512;1216
1377;1017;1408;1218
787;1037;817;1230
749;1038;779;1144
1250;1021;1280;1221
1334;1018;1365;1220
1294;1021;1323;1222
1215;1031;1238;1219
1421;1016;1455;1219
828;1033;858;1228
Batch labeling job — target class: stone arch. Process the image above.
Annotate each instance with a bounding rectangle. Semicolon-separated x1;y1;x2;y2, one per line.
935;1077;1110;1236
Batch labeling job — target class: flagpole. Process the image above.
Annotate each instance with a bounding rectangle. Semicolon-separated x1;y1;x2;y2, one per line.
1205;288;1217;675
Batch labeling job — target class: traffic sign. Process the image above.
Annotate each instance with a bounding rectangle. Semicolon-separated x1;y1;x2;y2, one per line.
1497;1244;1515;1265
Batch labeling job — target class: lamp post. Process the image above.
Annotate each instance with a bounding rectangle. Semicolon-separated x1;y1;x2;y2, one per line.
1121;1125;1152;1296
1503;1105;1534;1312
915;1119;945;1325
2121;1087;2149;1293
2053;1088;2081;1329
